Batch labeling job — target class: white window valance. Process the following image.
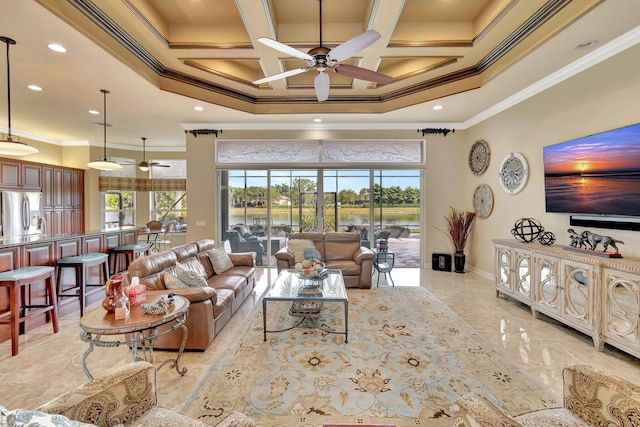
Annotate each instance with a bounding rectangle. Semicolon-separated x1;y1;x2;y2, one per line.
217;140;423;164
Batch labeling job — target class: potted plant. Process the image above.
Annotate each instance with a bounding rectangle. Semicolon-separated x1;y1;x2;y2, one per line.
439;207;476;273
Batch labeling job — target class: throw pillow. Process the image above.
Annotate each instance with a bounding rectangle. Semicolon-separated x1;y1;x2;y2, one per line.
2;407;95;426
180;258;207;278
288;239;316;263
207;248;234;274
163;271;189;289
176;263;208;288
304;247;322;261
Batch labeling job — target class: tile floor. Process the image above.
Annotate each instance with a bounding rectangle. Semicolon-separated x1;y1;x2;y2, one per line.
1;267;639;416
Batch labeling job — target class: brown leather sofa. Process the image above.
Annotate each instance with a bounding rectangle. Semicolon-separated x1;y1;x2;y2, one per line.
127;239;255;351
275;232;374;288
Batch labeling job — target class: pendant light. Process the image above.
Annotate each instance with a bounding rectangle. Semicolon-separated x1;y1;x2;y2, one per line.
0;36;39;156
87;89;122;171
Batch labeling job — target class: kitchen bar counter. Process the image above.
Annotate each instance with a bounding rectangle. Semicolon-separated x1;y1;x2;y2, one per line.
0;226;140;248
0;226;145;346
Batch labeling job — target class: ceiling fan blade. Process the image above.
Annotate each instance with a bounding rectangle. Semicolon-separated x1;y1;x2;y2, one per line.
257;37;313;61
151;162;170;168
334;63;393;84
314;72;330;102
329;30;381;62
253;68;308;85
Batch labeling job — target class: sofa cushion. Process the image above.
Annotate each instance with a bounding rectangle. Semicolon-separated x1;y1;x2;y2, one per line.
1;407;95;426
288;239;315;262
324;233;360;262
208;248;234;274
197;251;215;277
176;263;207;287
208;274;247;298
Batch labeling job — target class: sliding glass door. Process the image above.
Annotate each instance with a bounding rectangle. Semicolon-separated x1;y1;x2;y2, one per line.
222;169;421;267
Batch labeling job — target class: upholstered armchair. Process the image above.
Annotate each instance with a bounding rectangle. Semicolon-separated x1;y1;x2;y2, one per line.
34;361;254;426
451;364;640;426
225;229;264;265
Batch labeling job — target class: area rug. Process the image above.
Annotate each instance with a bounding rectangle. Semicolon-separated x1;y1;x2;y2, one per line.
183;287;559;426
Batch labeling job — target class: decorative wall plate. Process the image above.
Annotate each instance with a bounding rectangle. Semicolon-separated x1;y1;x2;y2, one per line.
468;139;490;175
498;152;529;194
473;184;494;219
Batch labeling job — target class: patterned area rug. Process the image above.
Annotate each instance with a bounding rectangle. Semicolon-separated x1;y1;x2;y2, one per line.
183;287;558;426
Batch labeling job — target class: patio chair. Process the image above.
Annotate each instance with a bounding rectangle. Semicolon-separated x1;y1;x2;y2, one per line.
225;229;264;266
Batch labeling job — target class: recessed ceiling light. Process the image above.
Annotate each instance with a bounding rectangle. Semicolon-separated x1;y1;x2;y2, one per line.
575;40;598;50
47;43;66;53
88;110;99;115
433;105;443;110
194;106;204;111
27;85;42;91
313;118;322;122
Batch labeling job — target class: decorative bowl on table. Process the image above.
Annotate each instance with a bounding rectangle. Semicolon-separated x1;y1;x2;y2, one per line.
294;259;328;284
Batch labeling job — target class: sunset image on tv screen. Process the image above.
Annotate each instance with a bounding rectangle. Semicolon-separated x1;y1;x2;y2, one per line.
543;122;640;216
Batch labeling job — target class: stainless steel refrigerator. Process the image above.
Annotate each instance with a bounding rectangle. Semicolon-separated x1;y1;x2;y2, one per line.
0;190;43;237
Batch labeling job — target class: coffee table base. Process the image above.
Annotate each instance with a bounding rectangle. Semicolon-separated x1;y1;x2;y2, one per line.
263;299;348;343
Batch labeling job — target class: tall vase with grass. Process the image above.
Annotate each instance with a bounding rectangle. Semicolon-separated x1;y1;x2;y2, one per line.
439;207;476;273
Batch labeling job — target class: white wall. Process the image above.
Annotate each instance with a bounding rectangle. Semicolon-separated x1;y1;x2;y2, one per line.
465;43;640;274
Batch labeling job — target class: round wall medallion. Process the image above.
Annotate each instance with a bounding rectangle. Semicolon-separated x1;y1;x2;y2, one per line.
473;184;494;219
498;152;529;194
468;140;490;175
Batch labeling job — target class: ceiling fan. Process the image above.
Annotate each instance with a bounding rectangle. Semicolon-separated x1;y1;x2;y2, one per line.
253;0;393;101
137;137;169;171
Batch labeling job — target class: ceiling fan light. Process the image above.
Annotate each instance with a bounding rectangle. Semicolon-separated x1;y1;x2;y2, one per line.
87;158;122;171
138;161;150;172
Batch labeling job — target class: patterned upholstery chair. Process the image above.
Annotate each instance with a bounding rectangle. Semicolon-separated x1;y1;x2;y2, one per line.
32;361;254;426
450;365;640;426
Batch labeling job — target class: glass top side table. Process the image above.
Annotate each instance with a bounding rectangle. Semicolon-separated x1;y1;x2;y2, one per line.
373;249;395;287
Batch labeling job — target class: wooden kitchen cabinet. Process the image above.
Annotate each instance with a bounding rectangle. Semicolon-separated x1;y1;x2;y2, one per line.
0;161;41;189
42;165;84;234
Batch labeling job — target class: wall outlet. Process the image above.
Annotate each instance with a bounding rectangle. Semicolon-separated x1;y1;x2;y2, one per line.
195;220;206;226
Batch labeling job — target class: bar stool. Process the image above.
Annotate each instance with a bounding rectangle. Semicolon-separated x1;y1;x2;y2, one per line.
110;243;151;274
56;253;109;317
0;266;59;356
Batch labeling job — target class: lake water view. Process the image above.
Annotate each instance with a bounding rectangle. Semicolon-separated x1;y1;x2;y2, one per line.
545;176;640;215
230;209;421;229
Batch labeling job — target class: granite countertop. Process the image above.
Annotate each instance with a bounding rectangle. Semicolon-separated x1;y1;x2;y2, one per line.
0;226;141;248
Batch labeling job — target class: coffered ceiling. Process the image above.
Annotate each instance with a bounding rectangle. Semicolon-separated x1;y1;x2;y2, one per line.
0;0;638;148
36;0;609;114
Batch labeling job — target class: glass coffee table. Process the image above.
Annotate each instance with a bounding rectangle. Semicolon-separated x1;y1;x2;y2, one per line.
263;269;349;343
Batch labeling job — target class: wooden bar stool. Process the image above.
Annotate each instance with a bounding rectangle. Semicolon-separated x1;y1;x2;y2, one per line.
0;266;59;356
110;243;151;274
56;253;109;317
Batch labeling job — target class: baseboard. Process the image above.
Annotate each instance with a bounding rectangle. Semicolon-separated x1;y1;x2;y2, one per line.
424;262;493;281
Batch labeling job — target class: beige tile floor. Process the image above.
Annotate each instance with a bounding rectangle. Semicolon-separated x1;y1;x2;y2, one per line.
1;267;639;416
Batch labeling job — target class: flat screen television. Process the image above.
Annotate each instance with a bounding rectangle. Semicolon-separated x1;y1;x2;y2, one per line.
543;122;640;219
